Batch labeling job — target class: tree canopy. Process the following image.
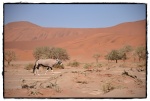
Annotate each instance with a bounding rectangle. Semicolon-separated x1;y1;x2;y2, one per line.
33;46;70;61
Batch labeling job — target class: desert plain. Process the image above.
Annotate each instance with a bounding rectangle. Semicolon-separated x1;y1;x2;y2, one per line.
4;20;146;98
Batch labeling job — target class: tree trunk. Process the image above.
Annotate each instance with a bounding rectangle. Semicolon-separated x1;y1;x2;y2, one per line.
115;59;118;63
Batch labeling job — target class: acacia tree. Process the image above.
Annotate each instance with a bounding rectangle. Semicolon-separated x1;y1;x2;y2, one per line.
118;49;128;62
33;46;70;61
118;51;127;62
105;50;121;63
93;53;100;63
105;53;111;63
135;46;146;62
33;47;48;60
131;50;138;62
121;45;133;53
4;50;16;65
53;47;70;60
119;45;133;62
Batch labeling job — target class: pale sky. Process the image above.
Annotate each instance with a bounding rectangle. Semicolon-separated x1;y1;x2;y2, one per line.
4;4;146;28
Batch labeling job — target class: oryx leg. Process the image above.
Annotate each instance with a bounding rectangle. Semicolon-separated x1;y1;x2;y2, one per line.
45;67;53;75
36;65;40;75
34;69;38;75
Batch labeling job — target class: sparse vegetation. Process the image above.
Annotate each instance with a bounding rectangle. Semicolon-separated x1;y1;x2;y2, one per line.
122;70;137;79
4;50;16;65
134;78;143;86
67;60;80;67
135;46;146;62
137;62;146;67
83;63;92;69
102;82;115;94
105;45;134;63
121;70;143;87
118;50;127;62
76;80;88;84
83;62;102;69
21;75;62;93
120;45;133;53
28;89;43;96
136;62;146;72
94;63;102;68
21;79;39;89
93;53;100;63
51;47;70;61
71;71;79;73
25;63;34;70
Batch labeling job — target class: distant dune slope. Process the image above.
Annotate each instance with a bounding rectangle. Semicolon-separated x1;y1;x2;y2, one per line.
4;20;146;61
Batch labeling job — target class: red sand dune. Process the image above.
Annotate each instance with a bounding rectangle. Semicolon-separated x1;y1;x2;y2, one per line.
4;20;146;61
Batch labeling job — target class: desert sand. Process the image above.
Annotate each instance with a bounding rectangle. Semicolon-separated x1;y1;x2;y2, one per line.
4;20;146;98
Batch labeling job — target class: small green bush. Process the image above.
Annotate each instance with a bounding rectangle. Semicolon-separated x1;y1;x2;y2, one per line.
94;63;102;68
25;63;34;70
83;63;92;69
67;60;80;67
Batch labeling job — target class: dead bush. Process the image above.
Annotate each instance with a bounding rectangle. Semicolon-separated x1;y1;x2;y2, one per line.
76;80;88;84
83;63;92;69
28;89;43;96
67;60;80;67
122;70;137;79
136;62;146;72
94;63;102;68
71;71;79;73
102;83;115;93
21;79;40;89
21;75;62;93
25;63;34;70
40;80;61;93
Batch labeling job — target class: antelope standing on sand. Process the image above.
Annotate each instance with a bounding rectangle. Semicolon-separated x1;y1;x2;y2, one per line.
33;59;63;75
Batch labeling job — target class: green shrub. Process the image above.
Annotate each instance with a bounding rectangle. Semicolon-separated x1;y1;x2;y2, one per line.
105;45;133;63
67;60;80;67
105;50;121;63
83;63;92;69
94;63;102;68
25;63;34;70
